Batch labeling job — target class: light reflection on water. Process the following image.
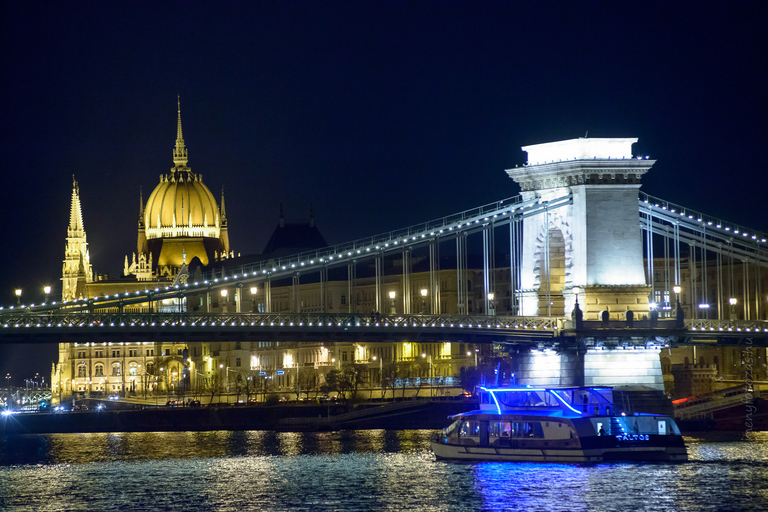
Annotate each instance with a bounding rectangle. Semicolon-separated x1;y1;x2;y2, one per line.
1;431;767;511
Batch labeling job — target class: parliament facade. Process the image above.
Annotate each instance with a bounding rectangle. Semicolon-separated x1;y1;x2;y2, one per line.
51;106;488;404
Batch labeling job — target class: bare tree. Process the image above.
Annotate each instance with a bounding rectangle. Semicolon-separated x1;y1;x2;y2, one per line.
382;362;400;400
204;373;222;405
296;367;318;400
413;360;431;398
344;363;367;402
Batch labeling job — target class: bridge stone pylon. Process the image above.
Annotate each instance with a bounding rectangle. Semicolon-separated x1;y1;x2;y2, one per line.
507;138;655;321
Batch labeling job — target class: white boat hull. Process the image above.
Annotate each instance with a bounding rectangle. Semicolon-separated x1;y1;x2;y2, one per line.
431;441;687;463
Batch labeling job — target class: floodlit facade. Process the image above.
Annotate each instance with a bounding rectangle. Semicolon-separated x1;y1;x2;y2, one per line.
50;105;489;404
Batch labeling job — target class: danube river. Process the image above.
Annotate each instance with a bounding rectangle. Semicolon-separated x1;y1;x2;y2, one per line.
1;430;766;511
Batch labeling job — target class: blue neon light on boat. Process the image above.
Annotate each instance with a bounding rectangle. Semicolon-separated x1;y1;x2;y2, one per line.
480;387;546;414
548;390;583;415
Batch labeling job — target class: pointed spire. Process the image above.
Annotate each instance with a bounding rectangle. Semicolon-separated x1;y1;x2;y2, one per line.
172;95;188;167
220;187;227;219
138;186;144;220
69;176;84;232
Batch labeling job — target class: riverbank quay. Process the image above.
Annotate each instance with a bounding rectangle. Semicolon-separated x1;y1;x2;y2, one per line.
0;399;476;435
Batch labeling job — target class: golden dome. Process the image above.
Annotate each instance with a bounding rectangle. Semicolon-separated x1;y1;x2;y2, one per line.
144;171;220;240
143;100;222;242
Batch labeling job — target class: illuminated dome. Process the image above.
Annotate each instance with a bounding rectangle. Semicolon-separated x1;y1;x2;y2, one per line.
132;100;230;271
144;171;220;240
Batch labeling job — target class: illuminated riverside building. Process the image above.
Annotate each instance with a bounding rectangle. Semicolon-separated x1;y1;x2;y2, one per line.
50;105;491;403
648;255;768;397
49;124;767;404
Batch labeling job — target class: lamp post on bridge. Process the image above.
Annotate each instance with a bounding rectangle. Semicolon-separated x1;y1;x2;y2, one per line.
421;288;428;315
250;286;258;313
487;292;496;318
43;286;51;304
729;297;737;321
673;285;684;327
389;291;396;315
220;289;228;313
15;289;21;306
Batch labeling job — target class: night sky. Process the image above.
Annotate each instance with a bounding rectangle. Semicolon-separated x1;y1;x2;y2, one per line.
1;2;766;385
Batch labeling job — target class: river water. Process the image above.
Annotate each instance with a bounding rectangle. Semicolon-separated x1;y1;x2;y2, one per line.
1;430;766;511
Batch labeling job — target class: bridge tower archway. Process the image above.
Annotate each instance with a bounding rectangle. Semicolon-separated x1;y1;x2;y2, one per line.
507;137;656;320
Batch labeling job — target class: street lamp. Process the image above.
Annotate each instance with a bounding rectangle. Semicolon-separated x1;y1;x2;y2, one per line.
421;353;432;397
220;289;228;313
389;291;396;315
15;289;21;306
43;286;51;304
729;297;737;320
673;285;683;326
373;355;383;397
421;288;428;315
487;292;496;316
220;363;230;398
250;286;258;312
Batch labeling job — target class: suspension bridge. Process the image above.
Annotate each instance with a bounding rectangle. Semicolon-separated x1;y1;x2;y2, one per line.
1;137;766;393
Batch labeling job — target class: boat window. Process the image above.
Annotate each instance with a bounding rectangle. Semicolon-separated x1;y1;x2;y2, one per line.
490;421;512;437
510;422;543;438
459;421;481;437
444;420;462;436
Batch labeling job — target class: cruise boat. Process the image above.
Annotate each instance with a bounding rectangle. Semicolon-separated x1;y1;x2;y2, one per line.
431;385;687;463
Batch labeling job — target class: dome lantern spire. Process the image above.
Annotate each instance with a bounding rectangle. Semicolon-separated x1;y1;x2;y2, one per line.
172;95;188;168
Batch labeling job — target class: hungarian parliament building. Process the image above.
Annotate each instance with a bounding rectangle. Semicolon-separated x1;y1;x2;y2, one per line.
52;106;489;403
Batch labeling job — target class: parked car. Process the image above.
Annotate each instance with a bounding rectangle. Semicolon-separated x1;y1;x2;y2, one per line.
108;395;119;401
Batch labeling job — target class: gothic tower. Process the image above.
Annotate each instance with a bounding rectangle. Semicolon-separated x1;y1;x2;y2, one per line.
61;177;93;301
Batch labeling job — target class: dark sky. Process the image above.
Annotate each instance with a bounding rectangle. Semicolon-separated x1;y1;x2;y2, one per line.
1;2;766;384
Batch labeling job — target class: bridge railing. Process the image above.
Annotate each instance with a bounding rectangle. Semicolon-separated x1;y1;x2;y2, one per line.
685;319;768;333
2;192;579;315
1;311;565;332
640;192;768;245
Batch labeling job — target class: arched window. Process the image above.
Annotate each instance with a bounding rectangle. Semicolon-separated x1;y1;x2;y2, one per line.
683;357;690;367
77;364;86;377
699;357;706;367
129;363;138;376
112;363;121;376
94;364;104;377
146;362;155;375
713;356;720;373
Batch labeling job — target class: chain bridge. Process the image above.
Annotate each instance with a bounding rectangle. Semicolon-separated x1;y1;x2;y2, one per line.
2;137;766;398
